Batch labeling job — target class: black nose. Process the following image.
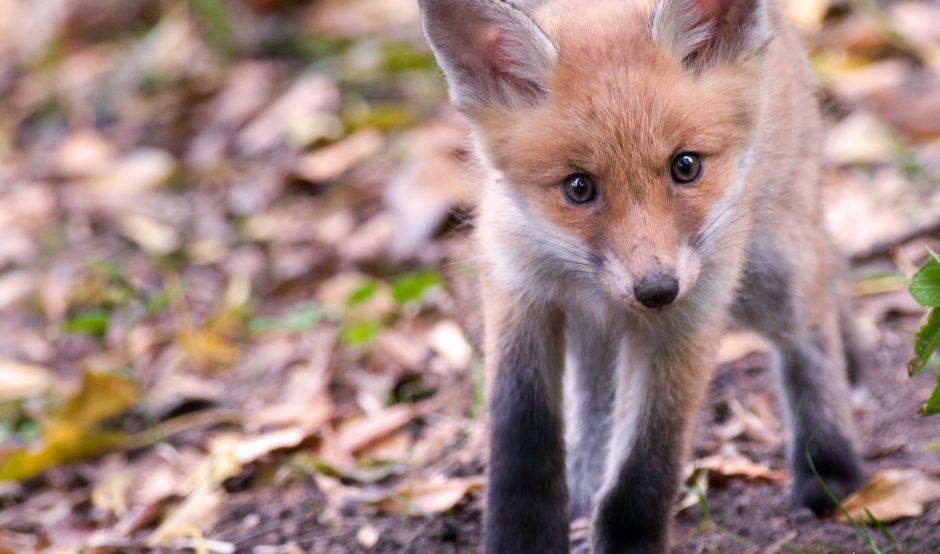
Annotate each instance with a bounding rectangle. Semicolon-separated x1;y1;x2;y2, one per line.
634;272;679;309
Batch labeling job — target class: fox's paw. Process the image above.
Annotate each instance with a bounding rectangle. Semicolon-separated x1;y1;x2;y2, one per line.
791;434;863;516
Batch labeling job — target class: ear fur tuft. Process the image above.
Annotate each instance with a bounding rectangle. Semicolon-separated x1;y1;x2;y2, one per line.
651;0;773;70
419;0;557;114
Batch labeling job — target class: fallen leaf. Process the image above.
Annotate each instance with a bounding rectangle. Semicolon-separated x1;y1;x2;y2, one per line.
0;372;138;481
230;426;313;465
839;468;940;523
427;320;473;370
237;74;341;155
293;128;384;183
0;358;53;401
53;128;117;178
118;213;181;256
826;111;898;166
373;475;484;515
0;270;38;311
83;148;177;195
178;329;239;368
147;437;244;547
693;454;788;486
717;331;768;365
785;0;828;33
338;403;423;455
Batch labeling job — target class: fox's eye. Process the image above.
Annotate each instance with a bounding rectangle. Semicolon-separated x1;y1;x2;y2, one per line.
671;153;702;184
562;174;596;204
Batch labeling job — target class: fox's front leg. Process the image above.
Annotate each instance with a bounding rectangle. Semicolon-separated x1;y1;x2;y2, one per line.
484;287;568;554
592;331;717;554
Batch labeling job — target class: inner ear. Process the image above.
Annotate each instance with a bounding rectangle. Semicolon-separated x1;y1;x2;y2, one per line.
651;0;773;70
420;0;557;114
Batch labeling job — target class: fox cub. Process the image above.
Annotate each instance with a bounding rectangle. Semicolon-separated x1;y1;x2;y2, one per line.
420;0;864;552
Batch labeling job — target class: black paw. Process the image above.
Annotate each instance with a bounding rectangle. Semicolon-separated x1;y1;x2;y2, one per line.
791;434;863;516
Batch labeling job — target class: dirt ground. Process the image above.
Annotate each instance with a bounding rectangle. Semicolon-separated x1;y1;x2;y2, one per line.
207;312;940;554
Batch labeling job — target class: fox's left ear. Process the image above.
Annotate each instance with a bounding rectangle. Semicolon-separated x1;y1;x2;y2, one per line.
418;0;557;115
651;0;773;70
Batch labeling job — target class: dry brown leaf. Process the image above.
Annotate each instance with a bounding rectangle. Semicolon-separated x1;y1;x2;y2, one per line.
716;397;783;446
717;331;768;365
230;426;314;465
838;468;940;523
0;358;53;401
826;111;897;166
117;213;181;255
358;429;413;462
294;128;384;182
427;320;473;371
693;454;788;486
342;212;397;263
146;481;225;548
377;329;430;369
237;74;341;155
825;59;912;104
83;148;177;195
304;0;419;37
384;125;476;259
0;270;37;310
53;128;117;178
247;401;333;434
374;475;484;515
147;438;244;546
785;0;828;32
91;469;134;517
338;403;422;455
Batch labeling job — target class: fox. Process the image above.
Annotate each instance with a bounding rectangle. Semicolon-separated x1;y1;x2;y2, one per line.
418;0;865;552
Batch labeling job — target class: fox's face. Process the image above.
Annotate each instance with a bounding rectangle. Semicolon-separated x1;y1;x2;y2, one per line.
421;0;773;313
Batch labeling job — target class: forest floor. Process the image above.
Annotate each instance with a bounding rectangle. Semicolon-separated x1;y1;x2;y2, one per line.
1;0;940;553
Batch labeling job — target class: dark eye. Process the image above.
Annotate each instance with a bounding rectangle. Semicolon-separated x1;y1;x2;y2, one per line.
562;173;596;204
670;153;703;184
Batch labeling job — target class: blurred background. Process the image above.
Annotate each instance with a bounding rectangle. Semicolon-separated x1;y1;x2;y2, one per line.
0;0;939;552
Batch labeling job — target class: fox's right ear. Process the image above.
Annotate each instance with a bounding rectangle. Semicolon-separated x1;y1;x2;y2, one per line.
419;0;557;114
652;0;773;70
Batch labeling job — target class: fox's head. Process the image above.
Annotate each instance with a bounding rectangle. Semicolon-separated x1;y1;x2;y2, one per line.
420;0;775;314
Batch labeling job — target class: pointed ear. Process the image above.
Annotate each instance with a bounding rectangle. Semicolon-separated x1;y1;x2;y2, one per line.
651;0;773;70
419;0;557;114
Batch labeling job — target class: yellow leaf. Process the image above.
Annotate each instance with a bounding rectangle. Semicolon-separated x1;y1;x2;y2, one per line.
179;329;239;367
57;372;138;425
0;428;125;482
839;468;940;523
0;372;136;482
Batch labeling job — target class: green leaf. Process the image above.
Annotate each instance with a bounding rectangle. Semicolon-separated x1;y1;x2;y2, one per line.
61;309;111;339
920;371;940;417
340;319;383;347
249;302;334;335
190;0;234;56
346;280;378;308
391;270;442;306
909;255;940;307
909;308;940;376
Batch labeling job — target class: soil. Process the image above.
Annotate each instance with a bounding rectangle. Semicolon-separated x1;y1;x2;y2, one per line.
210;312;940;553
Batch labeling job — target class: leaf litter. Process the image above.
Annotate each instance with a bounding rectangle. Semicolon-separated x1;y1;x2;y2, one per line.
0;0;938;552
